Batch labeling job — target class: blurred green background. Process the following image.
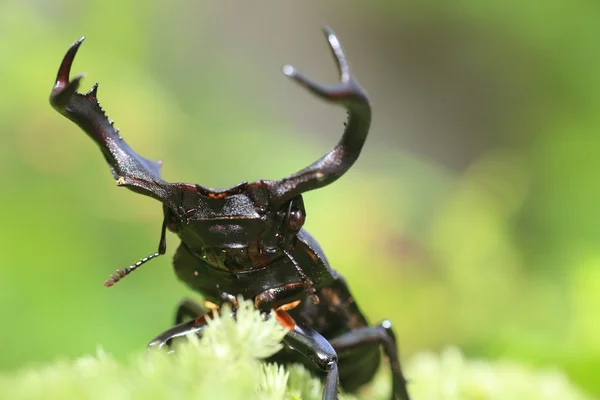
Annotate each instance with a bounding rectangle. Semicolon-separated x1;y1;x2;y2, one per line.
1;0;598;396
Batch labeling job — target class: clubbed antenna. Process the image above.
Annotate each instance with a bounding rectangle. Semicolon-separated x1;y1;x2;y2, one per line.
104;252;161;287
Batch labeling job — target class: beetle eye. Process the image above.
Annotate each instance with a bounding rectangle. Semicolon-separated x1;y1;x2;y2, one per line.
288;209;306;230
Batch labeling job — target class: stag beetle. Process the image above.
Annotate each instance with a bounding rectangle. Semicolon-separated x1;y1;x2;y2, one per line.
50;28;411;400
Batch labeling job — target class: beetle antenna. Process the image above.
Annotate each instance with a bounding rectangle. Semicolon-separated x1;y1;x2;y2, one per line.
283;250;320;304
278;200;295;247
103;252;161;287
104;216;169;287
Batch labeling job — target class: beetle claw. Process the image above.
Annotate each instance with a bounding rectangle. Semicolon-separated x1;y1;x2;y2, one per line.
50;37;170;204
322;26;350;82
86;82;99;99
50;37;85;105
283;27;367;106
51;73;85;109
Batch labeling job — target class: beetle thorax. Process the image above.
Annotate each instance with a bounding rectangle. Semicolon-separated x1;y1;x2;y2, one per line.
166;186;306;272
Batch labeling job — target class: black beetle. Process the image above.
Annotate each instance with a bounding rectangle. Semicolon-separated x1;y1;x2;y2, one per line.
50;28;411;400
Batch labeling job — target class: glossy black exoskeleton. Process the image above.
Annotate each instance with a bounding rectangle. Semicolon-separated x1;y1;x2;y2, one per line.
50;28;411;400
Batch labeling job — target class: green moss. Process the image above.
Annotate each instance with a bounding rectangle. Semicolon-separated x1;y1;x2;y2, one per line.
0;300;592;400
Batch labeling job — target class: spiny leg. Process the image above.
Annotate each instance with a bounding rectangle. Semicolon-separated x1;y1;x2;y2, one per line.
283;320;340;400
329;321;411;400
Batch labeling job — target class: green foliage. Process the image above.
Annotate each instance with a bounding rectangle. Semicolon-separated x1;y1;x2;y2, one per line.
0;300;592;400
407;348;593;400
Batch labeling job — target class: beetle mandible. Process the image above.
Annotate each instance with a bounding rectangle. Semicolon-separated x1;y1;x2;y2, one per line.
50;28;411;400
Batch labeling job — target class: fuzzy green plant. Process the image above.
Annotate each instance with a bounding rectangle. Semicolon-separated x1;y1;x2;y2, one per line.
0;299;592;400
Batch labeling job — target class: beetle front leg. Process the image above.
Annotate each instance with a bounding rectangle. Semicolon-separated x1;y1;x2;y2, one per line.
174;298;207;324
174;292;238;324
283;319;340;400
254;282;307;312
148;316;209;351
147;310;233;351
329;321;411;400
151;303;239;350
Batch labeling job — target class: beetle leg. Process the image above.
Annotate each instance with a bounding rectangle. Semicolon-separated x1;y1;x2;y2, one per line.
283;251;320;304
283;320;340;400
254;282;307;312
174;298;207;324
148;320;206;352
148;309;232;351
328;321;411;400
266;28;371;205
173;292;239;325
